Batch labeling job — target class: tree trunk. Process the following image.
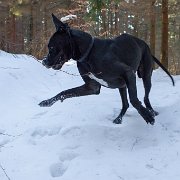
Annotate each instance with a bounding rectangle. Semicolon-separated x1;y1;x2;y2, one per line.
12;14;16;52
150;0;156;56
114;4;118;35
161;0;169;69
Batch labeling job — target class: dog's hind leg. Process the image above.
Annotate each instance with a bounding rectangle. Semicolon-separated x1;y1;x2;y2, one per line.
113;87;129;124
142;74;159;117
141;47;159;117
124;70;155;125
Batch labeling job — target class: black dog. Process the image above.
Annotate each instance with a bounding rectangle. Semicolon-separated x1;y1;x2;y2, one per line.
39;14;174;125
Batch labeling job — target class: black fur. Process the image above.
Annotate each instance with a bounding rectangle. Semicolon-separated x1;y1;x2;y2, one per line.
39;14;175;125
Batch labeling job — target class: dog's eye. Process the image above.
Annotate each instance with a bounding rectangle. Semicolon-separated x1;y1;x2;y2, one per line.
49;47;54;51
49;47;55;54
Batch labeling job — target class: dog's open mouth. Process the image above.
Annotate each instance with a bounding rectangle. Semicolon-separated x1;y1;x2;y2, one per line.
42;62;63;70
42;55;66;70
51;59;66;70
52;64;63;70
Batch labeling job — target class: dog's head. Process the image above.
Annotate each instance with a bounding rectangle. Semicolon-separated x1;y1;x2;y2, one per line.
42;14;72;70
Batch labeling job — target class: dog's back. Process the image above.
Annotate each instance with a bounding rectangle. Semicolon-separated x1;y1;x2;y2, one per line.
114;34;153;78
110;34;148;71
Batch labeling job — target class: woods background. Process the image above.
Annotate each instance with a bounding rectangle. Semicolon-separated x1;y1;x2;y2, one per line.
0;0;179;74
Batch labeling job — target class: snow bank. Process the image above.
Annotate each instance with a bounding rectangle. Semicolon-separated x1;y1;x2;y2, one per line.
0;50;180;180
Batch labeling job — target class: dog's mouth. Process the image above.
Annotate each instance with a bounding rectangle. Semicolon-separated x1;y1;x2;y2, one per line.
42;55;66;70
51;63;63;70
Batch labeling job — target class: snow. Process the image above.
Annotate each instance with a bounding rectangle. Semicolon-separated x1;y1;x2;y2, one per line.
61;15;77;22
0;50;180;180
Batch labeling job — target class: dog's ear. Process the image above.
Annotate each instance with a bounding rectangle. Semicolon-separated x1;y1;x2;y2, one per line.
52;13;67;32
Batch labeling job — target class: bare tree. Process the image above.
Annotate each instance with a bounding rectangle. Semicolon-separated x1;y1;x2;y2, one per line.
150;0;156;56
161;0;169;69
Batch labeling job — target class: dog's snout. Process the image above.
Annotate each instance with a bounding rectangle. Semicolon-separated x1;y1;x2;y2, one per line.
42;59;47;66
42;57;51;68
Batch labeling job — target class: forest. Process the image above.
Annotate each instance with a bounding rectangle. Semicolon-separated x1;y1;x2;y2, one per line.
0;0;179;74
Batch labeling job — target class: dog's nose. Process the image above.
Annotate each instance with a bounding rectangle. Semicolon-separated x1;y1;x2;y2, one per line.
42;59;47;66
42;57;51;68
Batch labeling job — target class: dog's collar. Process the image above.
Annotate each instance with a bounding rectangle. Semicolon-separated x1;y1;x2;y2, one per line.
77;37;94;63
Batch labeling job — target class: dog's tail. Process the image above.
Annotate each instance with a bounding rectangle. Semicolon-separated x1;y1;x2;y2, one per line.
152;55;175;86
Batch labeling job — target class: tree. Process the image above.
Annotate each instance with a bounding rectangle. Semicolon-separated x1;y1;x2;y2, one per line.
150;0;156;56
161;0;169;69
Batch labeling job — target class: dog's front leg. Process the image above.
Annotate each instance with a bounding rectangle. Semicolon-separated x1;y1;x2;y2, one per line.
125;70;155;125
39;82;101;107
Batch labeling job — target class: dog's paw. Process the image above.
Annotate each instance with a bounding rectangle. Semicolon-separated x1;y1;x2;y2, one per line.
139;107;155;125
113;116;122;124
148;109;159;117
144;112;155;125
39;99;55;107
146;118;155;125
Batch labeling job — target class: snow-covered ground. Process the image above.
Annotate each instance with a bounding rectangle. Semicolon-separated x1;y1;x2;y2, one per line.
0;50;180;180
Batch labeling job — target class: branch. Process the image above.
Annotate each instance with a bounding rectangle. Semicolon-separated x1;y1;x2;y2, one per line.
0;132;16;137
0;164;11;180
0;132;22;138
131;137;140;151
0;67;20;70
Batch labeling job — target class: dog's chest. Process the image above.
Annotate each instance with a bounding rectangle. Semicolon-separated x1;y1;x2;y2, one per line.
88;72;109;87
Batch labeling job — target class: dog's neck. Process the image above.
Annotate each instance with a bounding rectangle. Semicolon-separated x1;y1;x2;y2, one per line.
71;29;93;62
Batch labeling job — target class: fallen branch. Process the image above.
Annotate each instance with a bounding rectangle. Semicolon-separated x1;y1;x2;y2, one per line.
131;137;140;151
0;66;20;70
0;132;22;138
0;164;11;180
0;132;16;137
